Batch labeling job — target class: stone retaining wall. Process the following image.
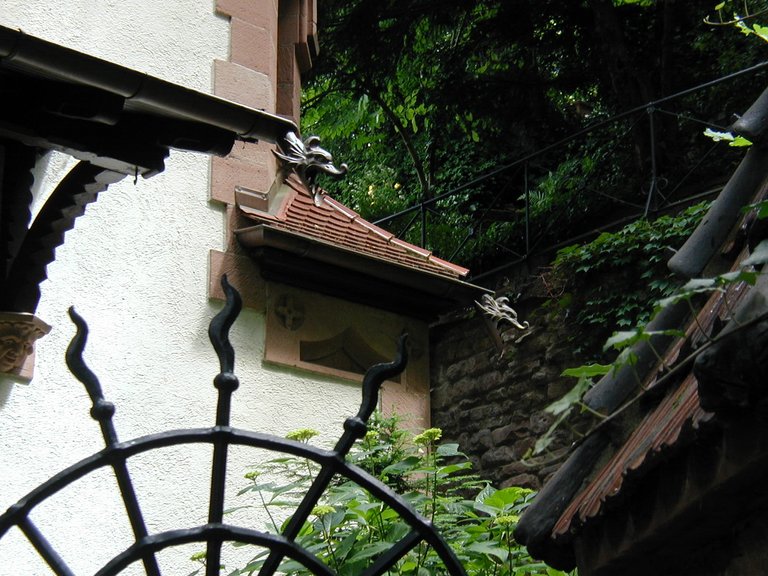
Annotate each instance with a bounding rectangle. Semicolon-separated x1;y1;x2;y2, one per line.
430;302;589;490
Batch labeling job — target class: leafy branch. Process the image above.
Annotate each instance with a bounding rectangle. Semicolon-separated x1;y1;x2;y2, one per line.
532;237;766;458
222;415;573;576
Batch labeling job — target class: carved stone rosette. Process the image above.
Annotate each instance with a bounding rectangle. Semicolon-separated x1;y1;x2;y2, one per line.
0;312;51;383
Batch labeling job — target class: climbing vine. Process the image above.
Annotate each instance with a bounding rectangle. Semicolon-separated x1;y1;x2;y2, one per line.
548;201;711;334
530;200;768;457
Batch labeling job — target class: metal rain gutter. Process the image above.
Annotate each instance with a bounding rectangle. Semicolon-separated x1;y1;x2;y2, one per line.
0;25;298;147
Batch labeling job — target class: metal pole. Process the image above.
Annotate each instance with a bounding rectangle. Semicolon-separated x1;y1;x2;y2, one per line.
420;202;427;247
644;106;657;217
524;162;530;256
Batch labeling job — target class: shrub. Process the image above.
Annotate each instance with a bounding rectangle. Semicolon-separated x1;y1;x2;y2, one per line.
221;414;573;576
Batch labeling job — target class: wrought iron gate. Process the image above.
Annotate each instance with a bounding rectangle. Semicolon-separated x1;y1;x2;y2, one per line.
0;277;466;576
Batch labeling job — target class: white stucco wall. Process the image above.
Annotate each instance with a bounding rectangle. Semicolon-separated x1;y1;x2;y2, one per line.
0;2;363;574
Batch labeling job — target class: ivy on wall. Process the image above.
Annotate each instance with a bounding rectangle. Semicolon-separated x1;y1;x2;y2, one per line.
548;202;711;337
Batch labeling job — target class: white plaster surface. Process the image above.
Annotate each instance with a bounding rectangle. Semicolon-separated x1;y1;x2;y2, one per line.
0;2;362;574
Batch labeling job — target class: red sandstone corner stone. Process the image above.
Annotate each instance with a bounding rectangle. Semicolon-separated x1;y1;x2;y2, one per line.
211;155;274;205
216;0;277;28
277;72;301;120
209;250;265;310
230;18;277;78
277;44;298;87
214;60;275;113
278;0;301;45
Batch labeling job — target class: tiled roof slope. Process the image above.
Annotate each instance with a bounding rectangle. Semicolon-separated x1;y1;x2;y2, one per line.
240;175;470;280
551;265;752;538
515;116;768;572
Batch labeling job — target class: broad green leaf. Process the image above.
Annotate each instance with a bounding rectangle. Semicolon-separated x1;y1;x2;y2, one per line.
466;541;509;561
436;443;462;457
604;329;644;351
533;409;573;456
544;378;591;416
751;200;768;219
475;483;496;504
731;135;753;147
438;462;473;475
335;531;359;562
753;23;768;42
561;363;612;378
493;486;532;504
742;239;768;267
347;541;392;562
381;455;421;474
703;127;735;142
720;269;758;284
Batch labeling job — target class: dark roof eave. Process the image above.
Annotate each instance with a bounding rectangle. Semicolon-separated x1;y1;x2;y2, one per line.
0;25;298;156
514;299;691;568
235;224;491;317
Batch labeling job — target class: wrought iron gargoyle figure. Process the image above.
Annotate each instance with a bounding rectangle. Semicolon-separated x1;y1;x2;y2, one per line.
476;294;531;332
475;294;531;357
274;132;348;205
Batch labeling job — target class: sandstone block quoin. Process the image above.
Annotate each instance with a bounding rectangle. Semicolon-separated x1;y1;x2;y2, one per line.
230;17;277;77
216;0;278;28
214;60;275;112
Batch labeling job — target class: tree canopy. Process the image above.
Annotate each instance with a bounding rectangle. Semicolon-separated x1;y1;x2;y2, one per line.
304;0;768;271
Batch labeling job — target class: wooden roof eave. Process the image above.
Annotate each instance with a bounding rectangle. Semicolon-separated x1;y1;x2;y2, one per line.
0;25;299;176
235;224;491;320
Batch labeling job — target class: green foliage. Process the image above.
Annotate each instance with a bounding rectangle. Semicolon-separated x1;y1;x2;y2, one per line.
304;1;765;270
550;202;710;332
222;415;573;576
703;128;753;147
710;0;768;42
536;210;768;455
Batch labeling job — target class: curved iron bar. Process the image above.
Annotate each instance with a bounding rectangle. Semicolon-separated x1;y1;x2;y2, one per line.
0;428;466;575
97;524;335;576
1;280;465;576
208;274;242;376
206;274;243;573
65;307;115;445
335;333;408;455
257;334;412;576
64;306;162;576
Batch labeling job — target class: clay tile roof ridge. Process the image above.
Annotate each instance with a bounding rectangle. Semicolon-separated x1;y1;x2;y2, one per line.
324;200;395;241
429;253;470;278
391;237;431;258
322;195;358;221
272;178;470;280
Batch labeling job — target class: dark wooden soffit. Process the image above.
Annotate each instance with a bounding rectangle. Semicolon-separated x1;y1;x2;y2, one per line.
0;25;298;177
236;225;491;320
0;26;299;313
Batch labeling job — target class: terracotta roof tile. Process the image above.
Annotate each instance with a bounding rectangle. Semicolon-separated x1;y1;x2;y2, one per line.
551;260;751;539
240;175;470;279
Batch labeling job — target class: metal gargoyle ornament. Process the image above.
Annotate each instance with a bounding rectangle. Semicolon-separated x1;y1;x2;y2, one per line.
274;132;348;205
476;295;530;331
